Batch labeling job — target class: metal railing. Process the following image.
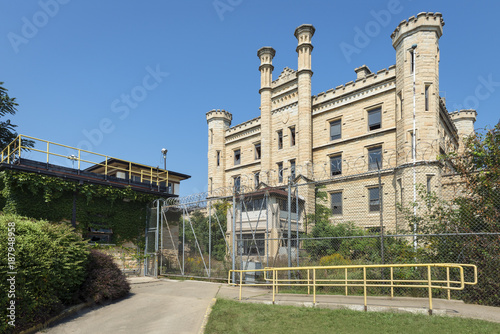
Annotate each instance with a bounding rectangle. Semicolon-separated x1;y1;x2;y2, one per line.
228;263;477;314
0;134;168;186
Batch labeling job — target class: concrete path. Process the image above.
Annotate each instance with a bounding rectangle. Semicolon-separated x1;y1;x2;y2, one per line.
40;277;500;334
40;278;221;334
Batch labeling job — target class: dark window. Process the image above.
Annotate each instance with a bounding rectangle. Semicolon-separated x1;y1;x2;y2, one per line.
331;192;342;215
330;154;342;176
398;92;403;118
290;127;296;146
277;162;283;183
410;131;415;159
290;159;296;179
216;151;220;167
87;223;113;244
397;179;403;204
234;149;241;165
242;197;266;212
278;198;297;213
254;172;260;188
254;143;261;160
425;84;430;111
234;176;240;193
368;108;381;131
278;130;283;149
330;120;341;140
369;187;381;212
427;175;432;193
368;146;382;170
239;233;265;255
410;50;415;73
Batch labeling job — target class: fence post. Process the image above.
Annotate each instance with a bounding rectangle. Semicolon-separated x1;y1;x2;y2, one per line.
266;191;269;267
182;206;185;276
232;190;236;284
287;176;292;280
377;161;384;265
296;185;299;267
208;200;212;278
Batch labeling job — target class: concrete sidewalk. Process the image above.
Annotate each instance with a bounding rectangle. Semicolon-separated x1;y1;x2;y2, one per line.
40;277;221;334
216;284;500;324
40;277;500;334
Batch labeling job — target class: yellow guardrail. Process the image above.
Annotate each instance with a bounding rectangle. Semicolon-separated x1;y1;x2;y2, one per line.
228;263;477;315
0;134;168;186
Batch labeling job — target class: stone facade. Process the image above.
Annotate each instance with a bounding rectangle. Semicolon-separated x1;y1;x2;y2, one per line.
206;13;476;248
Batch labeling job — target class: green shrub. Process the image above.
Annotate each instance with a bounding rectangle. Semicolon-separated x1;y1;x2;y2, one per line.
0;214;89;333
79;249;130;304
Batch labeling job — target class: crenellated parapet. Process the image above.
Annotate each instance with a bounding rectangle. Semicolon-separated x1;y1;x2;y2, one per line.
312;65;396;114
206;109;233;124
449;109;477;139
226;116;261;136
391;12;444;48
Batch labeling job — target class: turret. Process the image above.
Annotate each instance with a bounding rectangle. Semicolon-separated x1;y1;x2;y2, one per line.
294;24;315;174
206;109;232;194
258;47;276;173
449;109;477;151
392;12;444;164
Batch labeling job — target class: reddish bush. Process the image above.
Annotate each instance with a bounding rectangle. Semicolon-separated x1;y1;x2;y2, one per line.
80;249;130;304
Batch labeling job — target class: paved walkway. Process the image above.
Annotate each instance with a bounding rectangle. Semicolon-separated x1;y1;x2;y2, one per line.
40;277;500;334
40;278;220;334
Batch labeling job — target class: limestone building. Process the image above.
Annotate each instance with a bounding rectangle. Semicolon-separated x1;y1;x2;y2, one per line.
206;13;476;254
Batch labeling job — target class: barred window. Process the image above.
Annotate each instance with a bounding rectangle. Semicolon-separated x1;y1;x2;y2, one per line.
368;107;381;131
330;120;341;140
330;154;342;176
331;191;342;215
368;146;382;170
234;149;241;165
369;187;381;212
234;176;241;193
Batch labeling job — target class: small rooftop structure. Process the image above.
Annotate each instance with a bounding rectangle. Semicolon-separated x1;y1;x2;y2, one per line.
0;135;190;197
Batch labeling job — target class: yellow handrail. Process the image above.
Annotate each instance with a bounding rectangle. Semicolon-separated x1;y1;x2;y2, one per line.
228;263;477;315
0;134;170;189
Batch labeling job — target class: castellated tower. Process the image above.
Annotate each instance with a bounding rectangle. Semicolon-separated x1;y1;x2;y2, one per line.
206;109;232;194
295;24;315;175
391;13;446;225
449;109;477;152
392;12;444;164
258;47;276;174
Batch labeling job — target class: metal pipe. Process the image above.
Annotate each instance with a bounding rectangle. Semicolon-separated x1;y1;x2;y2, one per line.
412;45;418;251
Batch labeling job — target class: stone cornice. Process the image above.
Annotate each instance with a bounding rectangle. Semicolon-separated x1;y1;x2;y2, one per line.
272;101;298;115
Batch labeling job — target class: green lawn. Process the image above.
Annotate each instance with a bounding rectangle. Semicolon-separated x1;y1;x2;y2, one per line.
204;299;500;334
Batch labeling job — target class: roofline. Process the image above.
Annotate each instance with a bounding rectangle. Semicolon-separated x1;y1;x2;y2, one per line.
84;158;191;180
0;162;180;198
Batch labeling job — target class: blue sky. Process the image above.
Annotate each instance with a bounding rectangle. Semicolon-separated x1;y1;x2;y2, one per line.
1;0;499;196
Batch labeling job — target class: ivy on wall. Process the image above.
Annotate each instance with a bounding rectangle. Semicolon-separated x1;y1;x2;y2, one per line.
0;170;160;244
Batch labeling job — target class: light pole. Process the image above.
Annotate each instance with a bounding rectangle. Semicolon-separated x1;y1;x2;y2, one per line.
161;148;168;192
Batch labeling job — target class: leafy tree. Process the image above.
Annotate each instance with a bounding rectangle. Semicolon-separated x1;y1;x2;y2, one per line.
183;201;229;261
398;124;500;306
305;186;415;263
440;124;500;306
0;82;34;151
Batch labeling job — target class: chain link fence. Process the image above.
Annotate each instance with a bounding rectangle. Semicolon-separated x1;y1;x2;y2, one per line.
146;151;499;306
